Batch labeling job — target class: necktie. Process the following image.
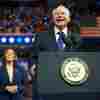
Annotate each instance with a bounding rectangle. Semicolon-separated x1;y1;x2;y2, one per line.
57;32;65;49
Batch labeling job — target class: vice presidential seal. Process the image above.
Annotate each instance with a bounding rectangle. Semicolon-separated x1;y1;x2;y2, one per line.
60;57;89;85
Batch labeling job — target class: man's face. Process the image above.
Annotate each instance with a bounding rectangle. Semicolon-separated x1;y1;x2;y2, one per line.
5;49;16;61
52;5;71;28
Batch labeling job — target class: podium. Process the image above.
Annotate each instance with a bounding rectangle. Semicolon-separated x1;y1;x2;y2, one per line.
37;52;99;100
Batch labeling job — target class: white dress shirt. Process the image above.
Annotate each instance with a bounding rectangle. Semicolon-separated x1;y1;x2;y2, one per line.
6;64;14;83
54;26;68;48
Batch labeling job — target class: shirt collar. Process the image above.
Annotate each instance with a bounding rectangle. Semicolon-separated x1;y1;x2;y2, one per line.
54;26;68;36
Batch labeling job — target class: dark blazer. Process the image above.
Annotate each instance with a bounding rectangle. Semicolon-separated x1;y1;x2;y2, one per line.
0;61;27;100
36;24;81;52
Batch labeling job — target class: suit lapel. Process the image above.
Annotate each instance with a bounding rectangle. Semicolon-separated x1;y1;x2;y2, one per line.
13;62;17;83
2;66;9;83
48;27;58;50
13;64;22;83
48;25;73;51
4;62;16;83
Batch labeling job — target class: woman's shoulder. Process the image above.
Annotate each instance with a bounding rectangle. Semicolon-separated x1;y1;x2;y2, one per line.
16;61;26;72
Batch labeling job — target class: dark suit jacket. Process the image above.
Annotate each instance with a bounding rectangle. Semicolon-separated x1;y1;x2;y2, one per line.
36;25;81;52
0;61;27;100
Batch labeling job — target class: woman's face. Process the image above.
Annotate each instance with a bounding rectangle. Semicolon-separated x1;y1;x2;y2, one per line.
52;5;71;28
5;49;16;61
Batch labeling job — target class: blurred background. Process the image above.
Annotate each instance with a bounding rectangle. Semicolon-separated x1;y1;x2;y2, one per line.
0;0;96;34
0;0;97;100
0;0;96;51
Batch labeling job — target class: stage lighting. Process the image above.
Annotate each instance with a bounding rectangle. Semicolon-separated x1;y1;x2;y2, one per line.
8;37;15;44
16;37;23;44
1;37;7;43
24;37;31;43
0;35;33;46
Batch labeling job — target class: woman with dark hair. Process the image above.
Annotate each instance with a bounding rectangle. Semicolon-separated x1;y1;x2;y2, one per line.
0;48;27;100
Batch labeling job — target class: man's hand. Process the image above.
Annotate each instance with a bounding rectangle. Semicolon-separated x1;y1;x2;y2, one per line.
5;85;17;94
30;64;37;77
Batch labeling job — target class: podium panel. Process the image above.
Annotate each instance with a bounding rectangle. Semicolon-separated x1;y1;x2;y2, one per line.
38;52;98;95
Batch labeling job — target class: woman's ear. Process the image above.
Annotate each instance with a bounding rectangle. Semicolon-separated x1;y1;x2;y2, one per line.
15;56;18;60
65;16;71;23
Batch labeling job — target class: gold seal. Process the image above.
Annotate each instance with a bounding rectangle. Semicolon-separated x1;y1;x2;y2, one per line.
60;57;89;85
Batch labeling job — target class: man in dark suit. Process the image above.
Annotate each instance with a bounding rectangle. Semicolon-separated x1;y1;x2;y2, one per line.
37;4;81;51
0;48;27;100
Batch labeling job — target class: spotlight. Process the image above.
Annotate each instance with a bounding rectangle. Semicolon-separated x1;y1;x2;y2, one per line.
24;37;31;43
16;37;23;43
1;37;7;43
8;37;15;44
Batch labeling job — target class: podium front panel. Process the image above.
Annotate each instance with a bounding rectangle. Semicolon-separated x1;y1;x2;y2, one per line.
38;52;98;94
